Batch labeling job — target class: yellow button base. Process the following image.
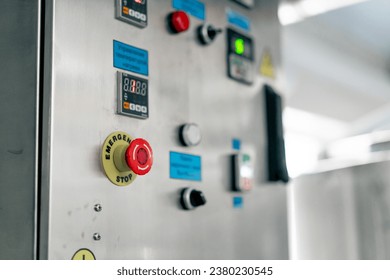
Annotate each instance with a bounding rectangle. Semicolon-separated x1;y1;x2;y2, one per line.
101;131;137;186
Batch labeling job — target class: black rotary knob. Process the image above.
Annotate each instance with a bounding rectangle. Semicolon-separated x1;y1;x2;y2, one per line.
180;188;207;210
197;24;222;45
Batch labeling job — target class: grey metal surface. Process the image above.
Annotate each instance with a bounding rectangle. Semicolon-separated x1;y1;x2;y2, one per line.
290;168;359;259
0;0;40;259
353;160;390;259
290;157;390;259
40;0;288;259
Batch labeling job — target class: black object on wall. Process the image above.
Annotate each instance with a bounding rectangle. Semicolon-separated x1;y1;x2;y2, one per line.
264;85;289;183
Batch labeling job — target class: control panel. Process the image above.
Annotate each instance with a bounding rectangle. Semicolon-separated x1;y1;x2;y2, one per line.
39;0;287;260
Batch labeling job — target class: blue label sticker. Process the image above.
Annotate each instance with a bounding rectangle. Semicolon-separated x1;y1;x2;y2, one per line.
113;40;148;76
172;0;205;20
233;196;243;208
227;8;251;32
232;138;241;150
170;151;201;181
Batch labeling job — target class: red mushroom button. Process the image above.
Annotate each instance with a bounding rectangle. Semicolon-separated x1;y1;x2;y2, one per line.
169;11;190;33
125;138;153;175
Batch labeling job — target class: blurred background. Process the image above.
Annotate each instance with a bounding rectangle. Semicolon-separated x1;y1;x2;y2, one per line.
280;0;390;259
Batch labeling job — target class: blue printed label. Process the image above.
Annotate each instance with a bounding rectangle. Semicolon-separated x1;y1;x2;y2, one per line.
170;152;201;181
227;8;251;32
232;138;241;150
233;196;243;208
113;40;148;76
172;0;205;20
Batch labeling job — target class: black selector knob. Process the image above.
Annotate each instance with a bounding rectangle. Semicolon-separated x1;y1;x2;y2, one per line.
197;24;222;45
180;188;207;210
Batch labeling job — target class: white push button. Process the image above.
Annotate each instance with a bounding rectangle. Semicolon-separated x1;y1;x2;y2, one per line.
180;123;202;147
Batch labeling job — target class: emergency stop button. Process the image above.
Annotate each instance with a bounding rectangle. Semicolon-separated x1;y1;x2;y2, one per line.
168;11;190;33
101;131;153;186
125;138;153;175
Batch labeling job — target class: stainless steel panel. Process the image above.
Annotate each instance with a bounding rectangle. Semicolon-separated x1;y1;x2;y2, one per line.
0;0;40;259
353;160;390;259
41;0;287;259
290;168;359;259
290;158;390;259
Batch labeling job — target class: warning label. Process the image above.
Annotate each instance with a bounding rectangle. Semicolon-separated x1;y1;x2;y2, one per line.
260;49;275;79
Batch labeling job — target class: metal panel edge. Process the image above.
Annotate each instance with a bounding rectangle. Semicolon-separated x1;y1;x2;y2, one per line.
38;0;55;260
33;0;43;260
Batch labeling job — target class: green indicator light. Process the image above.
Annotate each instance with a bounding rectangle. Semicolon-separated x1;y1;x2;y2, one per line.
243;154;250;162
235;38;245;55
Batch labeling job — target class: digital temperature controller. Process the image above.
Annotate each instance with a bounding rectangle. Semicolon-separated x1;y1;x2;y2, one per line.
116;0;147;28
117;72;149;119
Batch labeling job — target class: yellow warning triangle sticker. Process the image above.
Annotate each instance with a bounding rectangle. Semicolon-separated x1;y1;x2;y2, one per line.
260;50;275;79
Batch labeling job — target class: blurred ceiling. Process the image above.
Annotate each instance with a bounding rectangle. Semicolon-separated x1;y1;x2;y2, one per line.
279;0;369;25
282;0;390;136
303;0;390;63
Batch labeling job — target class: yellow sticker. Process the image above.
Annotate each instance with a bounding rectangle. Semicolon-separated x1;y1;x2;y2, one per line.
101;131;137;186
71;248;96;260
260;50;275;79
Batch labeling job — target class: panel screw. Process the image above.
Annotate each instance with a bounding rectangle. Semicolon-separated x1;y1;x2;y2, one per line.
93;233;101;241
94;204;102;212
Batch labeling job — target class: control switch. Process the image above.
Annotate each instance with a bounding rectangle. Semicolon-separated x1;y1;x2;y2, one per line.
233;153;253;191
197;24;222;45
180;188;206;210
